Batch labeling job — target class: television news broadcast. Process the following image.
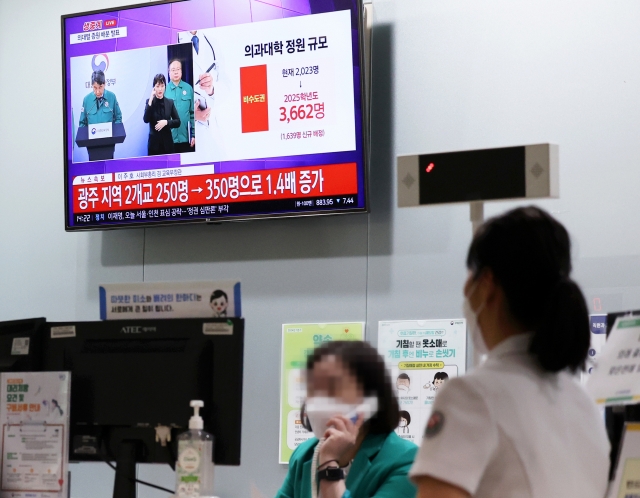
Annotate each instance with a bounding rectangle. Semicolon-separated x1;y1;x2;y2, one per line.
63;0;368;230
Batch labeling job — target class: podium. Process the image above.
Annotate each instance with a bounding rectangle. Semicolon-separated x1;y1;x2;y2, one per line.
76;123;126;161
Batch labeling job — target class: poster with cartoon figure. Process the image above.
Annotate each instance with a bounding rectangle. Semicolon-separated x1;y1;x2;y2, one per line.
378;319;466;446
0;372;71;498
99;280;241;320
279;322;365;464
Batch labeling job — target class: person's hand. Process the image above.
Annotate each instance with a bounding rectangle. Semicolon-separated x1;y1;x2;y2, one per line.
199;73;214;96
190;137;196;147
155;119;168;131
149;88;155;105
318;414;363;465
195;102;211;122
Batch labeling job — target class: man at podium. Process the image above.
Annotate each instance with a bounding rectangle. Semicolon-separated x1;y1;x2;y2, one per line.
77;70;124;161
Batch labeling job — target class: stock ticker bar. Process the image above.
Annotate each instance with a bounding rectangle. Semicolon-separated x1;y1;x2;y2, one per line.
73;194;359;226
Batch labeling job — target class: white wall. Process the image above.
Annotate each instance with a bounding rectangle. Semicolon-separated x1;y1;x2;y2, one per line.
1;0;640;496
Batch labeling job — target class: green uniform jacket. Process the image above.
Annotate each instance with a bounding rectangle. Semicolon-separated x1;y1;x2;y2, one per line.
165;80;195;143
275;432;417;498
79;89;122;127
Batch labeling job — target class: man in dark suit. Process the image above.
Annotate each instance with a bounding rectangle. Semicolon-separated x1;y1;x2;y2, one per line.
143;74;181;156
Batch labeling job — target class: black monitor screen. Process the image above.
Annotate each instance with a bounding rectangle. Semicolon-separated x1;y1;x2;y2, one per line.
43;318;244;466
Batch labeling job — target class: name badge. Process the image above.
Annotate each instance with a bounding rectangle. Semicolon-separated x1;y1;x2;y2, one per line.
183;90;187;95
105;101;109;108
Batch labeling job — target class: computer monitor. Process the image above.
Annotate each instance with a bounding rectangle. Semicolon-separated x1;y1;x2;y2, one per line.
42;318;244;498
0;317;46;372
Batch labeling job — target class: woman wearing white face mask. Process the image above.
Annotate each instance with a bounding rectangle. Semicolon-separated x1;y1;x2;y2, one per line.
411;206;610;498
276;341;417;498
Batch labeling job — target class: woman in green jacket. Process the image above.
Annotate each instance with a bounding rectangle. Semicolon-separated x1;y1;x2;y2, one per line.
276;341;417;498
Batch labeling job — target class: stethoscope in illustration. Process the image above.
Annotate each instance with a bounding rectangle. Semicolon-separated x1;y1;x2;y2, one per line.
193;33;217;127
194;34;217;86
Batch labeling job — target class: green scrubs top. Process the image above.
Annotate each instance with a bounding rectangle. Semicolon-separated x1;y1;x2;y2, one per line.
276;432;417;498
79;89;122;127
165;79;195;144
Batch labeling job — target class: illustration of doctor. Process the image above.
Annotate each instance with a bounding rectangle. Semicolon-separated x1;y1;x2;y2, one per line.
177;30;216;124
177;29;227;162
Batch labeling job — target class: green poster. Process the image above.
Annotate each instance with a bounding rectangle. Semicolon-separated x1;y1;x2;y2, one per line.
279;322;365;464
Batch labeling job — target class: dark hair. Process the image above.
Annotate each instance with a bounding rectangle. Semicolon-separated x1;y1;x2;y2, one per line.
168;58;183;70
210;290;228;303
399;410;411;425
304;341;400;434
434;372;449;381
91;70;105;86
152;73;166;87
397;373;410;382
467;206;589;373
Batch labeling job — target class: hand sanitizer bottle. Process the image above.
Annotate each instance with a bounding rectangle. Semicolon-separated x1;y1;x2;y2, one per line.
175;400;215;498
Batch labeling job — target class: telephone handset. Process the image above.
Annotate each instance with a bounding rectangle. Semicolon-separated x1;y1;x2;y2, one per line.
309;397;378;498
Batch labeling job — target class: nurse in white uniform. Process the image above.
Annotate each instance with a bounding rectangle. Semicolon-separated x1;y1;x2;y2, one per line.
411;206;610;498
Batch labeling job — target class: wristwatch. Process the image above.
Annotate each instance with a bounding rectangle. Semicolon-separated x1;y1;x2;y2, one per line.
317;467;345;482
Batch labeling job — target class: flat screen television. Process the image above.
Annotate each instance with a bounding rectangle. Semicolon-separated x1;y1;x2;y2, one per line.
62;0;368;230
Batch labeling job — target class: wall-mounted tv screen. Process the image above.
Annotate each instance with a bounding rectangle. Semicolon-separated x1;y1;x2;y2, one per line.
62;0;368;230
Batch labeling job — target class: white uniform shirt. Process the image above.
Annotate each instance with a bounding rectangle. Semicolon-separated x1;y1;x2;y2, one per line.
410;333;610;498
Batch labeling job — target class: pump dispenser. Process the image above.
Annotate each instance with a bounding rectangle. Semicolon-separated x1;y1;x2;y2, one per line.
189;400;204;429
175;400;215;498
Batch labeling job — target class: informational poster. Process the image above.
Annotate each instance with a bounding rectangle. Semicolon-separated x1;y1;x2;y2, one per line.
0;372;71;498
377;319;466;446
587;317;640;405
99;280;241;320
279;322;364;464
609;423;640;498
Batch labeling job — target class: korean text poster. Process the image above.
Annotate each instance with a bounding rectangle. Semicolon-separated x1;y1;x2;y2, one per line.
99;280;241;320
0;372;71;498
279;322;364;463
377;319;466;446
587;316;640;405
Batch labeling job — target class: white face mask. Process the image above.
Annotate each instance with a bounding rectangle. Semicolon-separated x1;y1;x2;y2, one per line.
305;396;378;439
463;284;488;357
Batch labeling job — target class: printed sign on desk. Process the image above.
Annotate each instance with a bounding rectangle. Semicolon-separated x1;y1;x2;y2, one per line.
279;322;364;464
99;281;241;320
0;372;71;498
377;319;466;446
587;317;640;405
609;423;640;498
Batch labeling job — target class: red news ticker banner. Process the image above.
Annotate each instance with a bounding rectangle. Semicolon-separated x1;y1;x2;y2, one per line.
240;65;269;133
73;162;358;213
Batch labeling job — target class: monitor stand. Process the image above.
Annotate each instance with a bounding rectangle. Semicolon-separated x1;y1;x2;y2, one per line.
113;440;140;498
